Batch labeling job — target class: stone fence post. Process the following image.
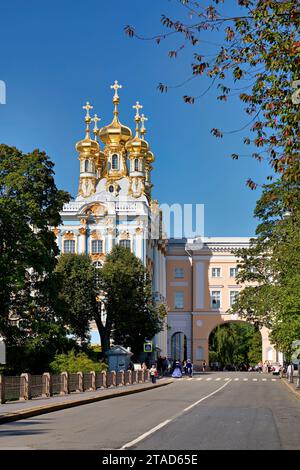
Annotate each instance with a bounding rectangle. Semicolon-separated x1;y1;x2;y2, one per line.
90;371;96;391
120;370;125;386
128;370;132;385
42;372;52;397
0;375;5;404
145;370;150;382
77;372;83;392
102;371;107;388
111;371;116;387
20;373;31;400
60;372;69;395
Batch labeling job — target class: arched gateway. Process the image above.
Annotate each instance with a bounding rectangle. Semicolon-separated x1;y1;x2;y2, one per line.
166;237;282;370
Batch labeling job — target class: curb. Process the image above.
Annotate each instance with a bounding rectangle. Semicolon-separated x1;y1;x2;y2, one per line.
0;380;173;425
281;378;300;400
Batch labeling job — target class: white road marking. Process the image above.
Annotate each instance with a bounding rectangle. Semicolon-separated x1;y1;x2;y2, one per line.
253;378;258;381
215;378;221;381
197;378;203;381
121;379;232;449
206;378;212;381
272;379;277;382
262;378;267;381
234;378;239;381
224;378;230;381
187;378;193;381
243;378;248;381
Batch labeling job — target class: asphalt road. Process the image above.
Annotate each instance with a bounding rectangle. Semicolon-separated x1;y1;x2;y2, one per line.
0;372;299;450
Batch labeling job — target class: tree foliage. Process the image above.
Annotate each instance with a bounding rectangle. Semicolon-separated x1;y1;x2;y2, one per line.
231;178;300;359
55;247;164;357
0;144;69;346
209;322;262;367
125;0;300;184
50;350;107;374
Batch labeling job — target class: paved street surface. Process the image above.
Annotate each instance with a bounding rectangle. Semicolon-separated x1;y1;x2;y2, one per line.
0;372;299;450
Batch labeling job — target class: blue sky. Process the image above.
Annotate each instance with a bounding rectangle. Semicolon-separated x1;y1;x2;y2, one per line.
0;0;271;236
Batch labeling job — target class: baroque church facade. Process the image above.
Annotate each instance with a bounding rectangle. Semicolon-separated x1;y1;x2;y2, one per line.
54;82;279;368
54;81;167;356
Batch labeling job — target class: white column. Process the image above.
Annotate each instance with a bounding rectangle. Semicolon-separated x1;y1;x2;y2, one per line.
135;227;143;261
78;227;87;254
107;228;114;253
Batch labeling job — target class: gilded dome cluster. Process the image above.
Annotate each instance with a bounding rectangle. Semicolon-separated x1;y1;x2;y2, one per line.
75;81;155;200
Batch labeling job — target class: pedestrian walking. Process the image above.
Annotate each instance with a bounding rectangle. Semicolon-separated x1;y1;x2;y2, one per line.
287;363;294;383
172;360;182;378
202;360;207;373
186;359;193;377
150;364;158;384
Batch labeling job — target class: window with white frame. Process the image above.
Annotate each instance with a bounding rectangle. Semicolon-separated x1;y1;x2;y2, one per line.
93;261;103;269
175;291;184;309
229;291;239;307
91;240;103;254
211;291;221;309
175;267;184;279
230;267;238;278
63;239;75;253
212;267;221;277
119;239;131;250
112;154;119;170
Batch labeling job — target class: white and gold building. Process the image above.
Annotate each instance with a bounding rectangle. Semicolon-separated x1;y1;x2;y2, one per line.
54;81;167;355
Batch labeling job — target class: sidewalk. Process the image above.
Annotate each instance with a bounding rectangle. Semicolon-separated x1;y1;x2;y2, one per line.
0;378;173;424
281;370;300;400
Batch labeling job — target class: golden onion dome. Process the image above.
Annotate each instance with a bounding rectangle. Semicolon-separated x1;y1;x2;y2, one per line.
146;150;155;164
76;102;100;155
125;104;149;154
99;80;132;146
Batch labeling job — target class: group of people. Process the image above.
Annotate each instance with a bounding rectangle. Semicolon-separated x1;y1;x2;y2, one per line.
171;359;194;378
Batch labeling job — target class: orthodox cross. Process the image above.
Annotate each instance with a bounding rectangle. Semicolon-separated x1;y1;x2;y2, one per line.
133;101;143;118
110;80;122;99
83;101;93;118
140;113;148;137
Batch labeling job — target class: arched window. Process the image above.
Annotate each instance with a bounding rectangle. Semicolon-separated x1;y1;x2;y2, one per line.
134;159;139;171
84;160;89;172
112;154;118;170
119;239;131;250
63;239;75;253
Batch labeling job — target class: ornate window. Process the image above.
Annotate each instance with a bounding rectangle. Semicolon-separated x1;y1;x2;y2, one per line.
175;268;184;279
119;239;131;250
91;240;103;254
112;154;119;170
175;291;184;309
230;267;238;278
84;160;89;172
211;291;221;309
134;158;139;171
212;267;221;277
229;291;239;307
63;239;75;253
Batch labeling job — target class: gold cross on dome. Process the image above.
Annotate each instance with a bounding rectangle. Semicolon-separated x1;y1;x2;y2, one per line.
133;101;143;118
110;80;122;98
140;113;148;135
92;114;101;131
83;101;93;118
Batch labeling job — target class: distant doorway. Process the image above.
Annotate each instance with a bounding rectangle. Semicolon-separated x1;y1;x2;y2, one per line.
171;332;187;362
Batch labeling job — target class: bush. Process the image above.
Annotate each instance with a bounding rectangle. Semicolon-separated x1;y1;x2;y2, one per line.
50;350;107;374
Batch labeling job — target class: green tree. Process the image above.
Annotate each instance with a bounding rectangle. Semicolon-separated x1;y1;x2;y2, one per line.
50;350;107;374
126;0;300;183
55;247;164;357
231;178;300;359
209;322;262;367
0;144;69;349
